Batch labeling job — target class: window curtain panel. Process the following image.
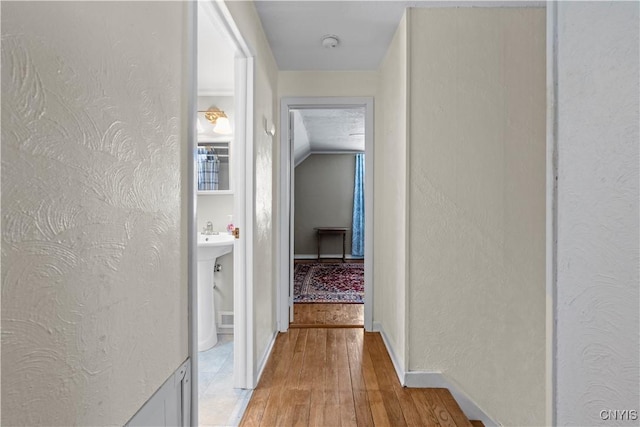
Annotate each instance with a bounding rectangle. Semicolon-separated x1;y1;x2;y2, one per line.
197;147;219;191
352;153;365;257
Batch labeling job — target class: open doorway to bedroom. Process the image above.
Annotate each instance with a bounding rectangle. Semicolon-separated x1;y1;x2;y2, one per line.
289;108;366;327
278;98;374;333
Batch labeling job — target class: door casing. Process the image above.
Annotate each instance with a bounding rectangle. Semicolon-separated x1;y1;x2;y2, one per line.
278;97;375;332
189;1;255;424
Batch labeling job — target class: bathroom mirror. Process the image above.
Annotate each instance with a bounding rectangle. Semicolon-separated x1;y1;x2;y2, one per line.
197;141;231;193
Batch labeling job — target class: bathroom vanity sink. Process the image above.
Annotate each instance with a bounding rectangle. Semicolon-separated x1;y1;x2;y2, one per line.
197;233;234;261
197;232;234;352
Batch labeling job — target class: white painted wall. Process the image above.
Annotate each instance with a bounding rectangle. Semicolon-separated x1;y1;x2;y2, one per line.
1;2;188;424
294;154;356;256
278;71;377;98
375;11;408;373
555;2;640;425
407;8;546;425
225;0;280;381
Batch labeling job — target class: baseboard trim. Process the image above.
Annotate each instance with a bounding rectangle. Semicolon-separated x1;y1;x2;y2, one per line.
254;331;277;388
373;321;500;427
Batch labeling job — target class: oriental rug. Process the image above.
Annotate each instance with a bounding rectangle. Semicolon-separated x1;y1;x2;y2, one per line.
294;262;364;304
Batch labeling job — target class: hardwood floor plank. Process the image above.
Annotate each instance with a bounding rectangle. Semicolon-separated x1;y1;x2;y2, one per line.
381;389;408;426
255;333;286;388
240;329;474;427
433;388;473;427
362;333;380;390
408;388;441;427
292;303;363;327
239;387;270;427
323;402;342;426
285;329;308;390
299;328;318;391
312;329;327;389
258;330;300;426
336;329;352;392
346;329;366;392
422;388;457;427
368;390;392;426
352;390;375;427
325;329;340;403
339;389;358;427
371;333;404;391
279;389;310;426
395;387;428;427
308;389;325;427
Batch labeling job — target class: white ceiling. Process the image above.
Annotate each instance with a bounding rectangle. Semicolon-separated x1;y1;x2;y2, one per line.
197;2;235;94
254;1;405;70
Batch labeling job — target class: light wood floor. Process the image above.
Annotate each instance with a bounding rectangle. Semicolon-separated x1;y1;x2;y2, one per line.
291;303;364;328
240;329;478;427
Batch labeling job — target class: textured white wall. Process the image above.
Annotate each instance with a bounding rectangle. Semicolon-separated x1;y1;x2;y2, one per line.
278;71;377;98
375;11;408;372
408;8;546;425
555;2;640;425
1;2;188;425
225;0;280;374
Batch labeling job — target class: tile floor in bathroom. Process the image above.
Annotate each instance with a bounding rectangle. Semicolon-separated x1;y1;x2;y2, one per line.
198;334;252;426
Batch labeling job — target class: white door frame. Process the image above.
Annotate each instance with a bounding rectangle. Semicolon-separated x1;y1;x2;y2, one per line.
190;0;255;424
278;97;375;332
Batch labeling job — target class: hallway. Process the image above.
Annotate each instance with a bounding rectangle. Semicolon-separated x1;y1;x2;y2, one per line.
240;328;481;426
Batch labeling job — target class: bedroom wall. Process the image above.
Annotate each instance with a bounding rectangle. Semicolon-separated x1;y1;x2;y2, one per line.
375;11;408;373
225;0;279;380
294;154;357;257
554;2;640;424
1;2;189;424
407;8;546;425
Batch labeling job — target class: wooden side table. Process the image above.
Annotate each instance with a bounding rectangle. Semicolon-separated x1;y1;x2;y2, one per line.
315;227;350;262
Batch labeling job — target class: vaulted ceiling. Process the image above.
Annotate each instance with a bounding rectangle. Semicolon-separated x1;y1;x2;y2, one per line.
292;108;365;165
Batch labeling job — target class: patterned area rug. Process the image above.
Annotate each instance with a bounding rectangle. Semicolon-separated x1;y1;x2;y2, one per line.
294;262;364;304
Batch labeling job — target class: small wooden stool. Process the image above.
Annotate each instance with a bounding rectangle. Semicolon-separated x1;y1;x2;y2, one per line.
315;227;349;262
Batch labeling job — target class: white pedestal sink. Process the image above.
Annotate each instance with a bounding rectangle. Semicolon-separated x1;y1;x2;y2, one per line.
197;233;234;352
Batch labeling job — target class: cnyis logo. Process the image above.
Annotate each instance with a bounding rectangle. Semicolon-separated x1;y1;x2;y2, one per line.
599;410;639;421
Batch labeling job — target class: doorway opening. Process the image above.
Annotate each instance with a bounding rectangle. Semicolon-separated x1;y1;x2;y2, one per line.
278;98;374;332
190;1;254;425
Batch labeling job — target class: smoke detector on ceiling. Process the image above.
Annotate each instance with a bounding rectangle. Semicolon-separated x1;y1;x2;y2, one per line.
321;35;340;49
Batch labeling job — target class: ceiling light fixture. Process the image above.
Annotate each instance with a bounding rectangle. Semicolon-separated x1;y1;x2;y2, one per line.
198;107;232;134
321;35;340;49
